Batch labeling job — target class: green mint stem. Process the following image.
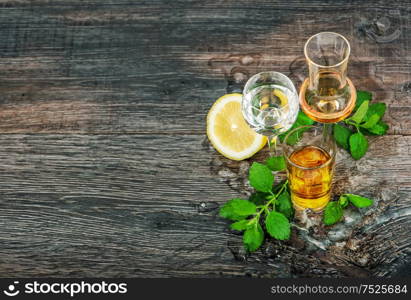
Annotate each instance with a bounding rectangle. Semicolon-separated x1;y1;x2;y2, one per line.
255;180;288;218
344;119;361;132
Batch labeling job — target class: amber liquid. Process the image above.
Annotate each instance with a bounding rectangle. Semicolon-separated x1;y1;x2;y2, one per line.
287;145;334;211
299;73;356;123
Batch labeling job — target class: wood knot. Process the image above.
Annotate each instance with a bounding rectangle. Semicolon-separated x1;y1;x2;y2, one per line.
240;55;254;66
356;14;401;43
402;82;411;94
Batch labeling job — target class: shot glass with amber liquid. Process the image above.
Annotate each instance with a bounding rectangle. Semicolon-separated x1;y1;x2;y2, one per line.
282;125;336;211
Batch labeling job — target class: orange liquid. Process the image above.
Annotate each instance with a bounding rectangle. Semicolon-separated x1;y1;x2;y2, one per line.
287;146;334;211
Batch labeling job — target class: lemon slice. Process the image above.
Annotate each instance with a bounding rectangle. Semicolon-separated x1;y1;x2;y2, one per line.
207;93;267;160
273;89;288;107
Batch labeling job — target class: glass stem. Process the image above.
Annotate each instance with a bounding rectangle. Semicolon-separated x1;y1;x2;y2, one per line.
267;135;278;157
322;123;333;143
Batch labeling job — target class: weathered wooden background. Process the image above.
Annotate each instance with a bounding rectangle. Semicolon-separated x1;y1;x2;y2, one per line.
0;0;410;277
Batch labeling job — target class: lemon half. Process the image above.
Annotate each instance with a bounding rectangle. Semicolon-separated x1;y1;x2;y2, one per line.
207;93;266;160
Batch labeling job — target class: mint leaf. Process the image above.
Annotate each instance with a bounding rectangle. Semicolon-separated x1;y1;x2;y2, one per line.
366;120;389;135
220;198;256;220
350;100;369;124
355;91;372;110
361;114;380;129
227;199;256;215
338;195;349;208
366;103;386;120
296;110;315;125
349;132;368;160
344;194;373;208
249;162;274;193
361;103;386;129
220;203;244;220
243;223;264;252
265;155;286;171
230;219;251;231
323;202;343;225
265;211;291;240
333;123;352;150
275;190;293;219
249;192;269;206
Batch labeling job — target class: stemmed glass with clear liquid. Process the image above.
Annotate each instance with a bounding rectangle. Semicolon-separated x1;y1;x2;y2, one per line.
242;72;299;156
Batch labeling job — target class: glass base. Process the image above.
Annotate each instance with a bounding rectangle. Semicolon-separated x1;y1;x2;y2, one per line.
291;193;330;212
299;77;356;123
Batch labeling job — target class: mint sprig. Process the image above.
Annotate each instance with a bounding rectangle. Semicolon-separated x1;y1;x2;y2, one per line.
280;91;388;160
219;160;376;252
323;194;374;226
219;160;291;252
333;90;389;160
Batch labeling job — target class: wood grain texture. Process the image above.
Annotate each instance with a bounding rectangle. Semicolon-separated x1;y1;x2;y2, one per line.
0;0;409;134
0;0;410;277
0;134;410;277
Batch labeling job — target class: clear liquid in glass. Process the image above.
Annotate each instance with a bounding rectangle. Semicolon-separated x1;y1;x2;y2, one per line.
300;74;356;124
242;84;299;136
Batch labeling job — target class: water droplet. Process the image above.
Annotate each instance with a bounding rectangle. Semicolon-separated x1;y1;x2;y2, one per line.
197;201;219;213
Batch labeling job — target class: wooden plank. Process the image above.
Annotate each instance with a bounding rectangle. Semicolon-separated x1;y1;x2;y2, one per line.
0;0;409;134
0;134;409;277
0;0;409;278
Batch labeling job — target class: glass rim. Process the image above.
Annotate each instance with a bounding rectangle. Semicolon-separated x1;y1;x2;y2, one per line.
243;71;297;95
282;125;336;170
304;32;351;69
